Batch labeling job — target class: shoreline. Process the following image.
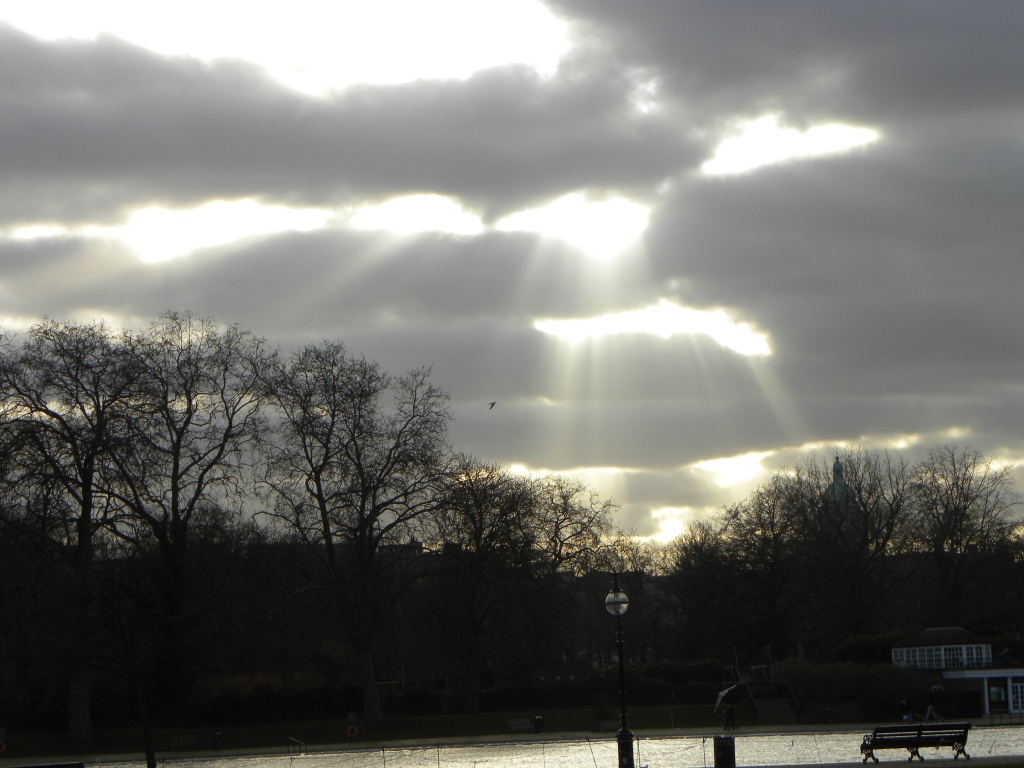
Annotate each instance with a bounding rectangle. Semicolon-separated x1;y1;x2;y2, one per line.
3;723;1023;767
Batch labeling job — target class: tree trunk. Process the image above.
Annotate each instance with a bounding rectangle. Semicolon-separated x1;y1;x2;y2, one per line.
69;480;96;745
137;676;157;768
67;668;93;745
360;647;383;721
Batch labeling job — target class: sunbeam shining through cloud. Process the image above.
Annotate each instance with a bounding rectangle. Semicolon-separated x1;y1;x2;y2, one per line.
534;299;772;356
495;193;650;260
1;0;1017;543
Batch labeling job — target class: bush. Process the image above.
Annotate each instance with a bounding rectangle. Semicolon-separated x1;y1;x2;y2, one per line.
776;660;934;721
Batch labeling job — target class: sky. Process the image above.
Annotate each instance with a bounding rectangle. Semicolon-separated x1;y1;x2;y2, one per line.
2;1;1023;540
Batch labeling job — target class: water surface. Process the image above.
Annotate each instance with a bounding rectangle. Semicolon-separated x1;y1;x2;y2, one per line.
97;725;1024;768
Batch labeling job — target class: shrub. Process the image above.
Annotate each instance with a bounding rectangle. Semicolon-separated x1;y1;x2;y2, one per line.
776;660;933;721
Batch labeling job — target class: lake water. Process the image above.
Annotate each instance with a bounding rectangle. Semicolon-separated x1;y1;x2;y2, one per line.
95;725;1024;768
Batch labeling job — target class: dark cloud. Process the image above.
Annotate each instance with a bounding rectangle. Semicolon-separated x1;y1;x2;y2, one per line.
0;23;696;226
549;1;1024;124
3;3;1023;533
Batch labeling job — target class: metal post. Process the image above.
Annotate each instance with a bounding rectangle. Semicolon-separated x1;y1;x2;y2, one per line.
612;577;634;768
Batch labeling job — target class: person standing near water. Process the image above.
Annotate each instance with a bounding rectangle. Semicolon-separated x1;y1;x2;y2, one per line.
723;703;737;730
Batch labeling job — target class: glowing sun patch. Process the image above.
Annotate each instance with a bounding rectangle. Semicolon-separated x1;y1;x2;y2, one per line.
346;194;483;236
6;199;333;263
0;0;570;96
496;193;650;261
703;114;879;176
692;451;774;488
534;299;771;357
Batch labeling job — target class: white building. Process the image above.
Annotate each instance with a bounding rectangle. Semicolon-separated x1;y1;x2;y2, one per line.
892;627;1024;718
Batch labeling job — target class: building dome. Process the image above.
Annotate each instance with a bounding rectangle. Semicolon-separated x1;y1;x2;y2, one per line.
823;454;852;505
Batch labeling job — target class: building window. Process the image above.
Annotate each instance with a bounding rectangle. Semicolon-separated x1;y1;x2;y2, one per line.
893;642;992;670
1012;684;1024;714
944;646;963;669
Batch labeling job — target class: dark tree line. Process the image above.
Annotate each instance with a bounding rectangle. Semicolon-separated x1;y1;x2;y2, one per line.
664;448;1024;666
0;314;625;763
2;314;1024;762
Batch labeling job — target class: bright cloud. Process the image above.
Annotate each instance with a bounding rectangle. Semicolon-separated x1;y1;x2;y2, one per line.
648;507;704;542
0;0;570;95
4;190;651;263
343;191;650;260
702;114;880;176
692;451;775;488
6;199;334;263
346;195;483;236
117;201;334;262
534;299;772;356
496;193;650;260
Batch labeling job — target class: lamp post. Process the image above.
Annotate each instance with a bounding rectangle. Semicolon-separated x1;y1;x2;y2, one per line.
605;573;634;768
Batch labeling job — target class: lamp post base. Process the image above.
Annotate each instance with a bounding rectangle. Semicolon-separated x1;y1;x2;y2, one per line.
617;726;635;768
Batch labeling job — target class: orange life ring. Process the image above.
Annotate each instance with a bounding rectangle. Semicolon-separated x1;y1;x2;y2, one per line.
347;725;358;738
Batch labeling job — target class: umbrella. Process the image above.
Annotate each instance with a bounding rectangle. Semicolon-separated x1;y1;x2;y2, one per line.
715;685;738;712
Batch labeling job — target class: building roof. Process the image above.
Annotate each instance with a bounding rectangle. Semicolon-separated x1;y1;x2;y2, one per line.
892;627;988;648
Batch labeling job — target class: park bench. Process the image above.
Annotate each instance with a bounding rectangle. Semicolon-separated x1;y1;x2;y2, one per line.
859;722;971;762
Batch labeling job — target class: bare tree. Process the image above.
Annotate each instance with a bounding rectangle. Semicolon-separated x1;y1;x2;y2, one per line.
601;534;674;663
719;476;808;657
910;446;1022;624
531;475;617;578
0;318;136;744
423;455;537;709
664;519;739;660
112;312;269;553
105;311;270;766
260;341;451;720
786;449;917;642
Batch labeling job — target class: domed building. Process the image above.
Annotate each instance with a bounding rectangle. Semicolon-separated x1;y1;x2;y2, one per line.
823;454;853;508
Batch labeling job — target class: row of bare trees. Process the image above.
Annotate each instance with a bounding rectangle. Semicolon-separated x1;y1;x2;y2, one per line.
2;314;1024;760
665;448;1024;666
0;313;625;762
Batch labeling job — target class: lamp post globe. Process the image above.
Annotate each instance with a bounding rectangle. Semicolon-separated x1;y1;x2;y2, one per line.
605;587;629;617
606;573;634;768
